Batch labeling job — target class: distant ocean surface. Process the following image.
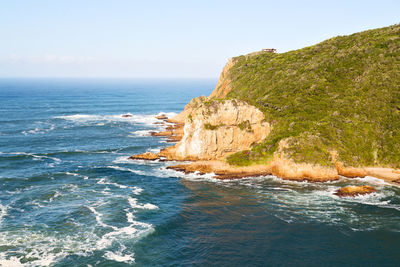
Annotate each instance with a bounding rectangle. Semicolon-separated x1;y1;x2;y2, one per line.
1;79;400;267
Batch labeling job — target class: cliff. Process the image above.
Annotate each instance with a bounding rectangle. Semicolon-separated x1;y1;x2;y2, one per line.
131;24;400;184
159;99;270;160
208;58;234;99
224;24;400;169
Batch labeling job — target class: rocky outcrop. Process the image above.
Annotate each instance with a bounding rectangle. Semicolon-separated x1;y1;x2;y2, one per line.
166;160;271;180
334;185;377;197
159;99;270;160
335;162;367;178
129;152;160;160
166;96;207;124
209;58;234;99
269;157;339;182
156;114;169;121
150;130;172;137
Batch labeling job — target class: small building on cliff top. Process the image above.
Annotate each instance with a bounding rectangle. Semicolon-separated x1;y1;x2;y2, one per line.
262;48;277;53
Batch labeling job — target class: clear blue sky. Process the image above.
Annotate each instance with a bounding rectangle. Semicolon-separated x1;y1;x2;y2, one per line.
0;0;398;78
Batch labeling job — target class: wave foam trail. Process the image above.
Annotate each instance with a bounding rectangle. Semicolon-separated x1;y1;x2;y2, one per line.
155;166;219;181
97;177;128;189
104;250;135;264
86;204;155;264
0;228;97;266
96;178;144;195
66;172;89;179
132;186;143;195
87;206;114;229
21;123;55;136
114;156;161;166
0;204;7;225
0;199;156;266
128;197;158;210
6;152;61;163
0;255;25;267
129;130;151;137
55;112;177;126
107;165;146;176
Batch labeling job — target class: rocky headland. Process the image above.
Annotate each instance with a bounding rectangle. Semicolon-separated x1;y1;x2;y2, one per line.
130;24;400;194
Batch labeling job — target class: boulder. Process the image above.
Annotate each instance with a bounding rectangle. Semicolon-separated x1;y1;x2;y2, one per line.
156;114;168;120
334;185;377;197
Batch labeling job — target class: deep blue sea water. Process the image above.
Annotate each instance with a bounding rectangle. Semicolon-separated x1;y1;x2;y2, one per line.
1;79;400;266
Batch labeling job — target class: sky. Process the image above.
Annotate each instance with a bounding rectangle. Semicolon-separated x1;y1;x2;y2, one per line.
0;0;399;78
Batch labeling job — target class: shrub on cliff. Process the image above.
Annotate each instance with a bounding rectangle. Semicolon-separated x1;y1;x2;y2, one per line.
224;24;400;167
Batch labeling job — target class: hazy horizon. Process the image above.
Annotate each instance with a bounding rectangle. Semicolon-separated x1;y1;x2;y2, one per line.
1;0;399;78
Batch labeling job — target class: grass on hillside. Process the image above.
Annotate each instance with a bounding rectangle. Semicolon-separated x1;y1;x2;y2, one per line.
224;24;400;168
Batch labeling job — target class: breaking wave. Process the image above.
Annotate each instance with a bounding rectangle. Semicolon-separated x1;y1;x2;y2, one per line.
55;112;177;127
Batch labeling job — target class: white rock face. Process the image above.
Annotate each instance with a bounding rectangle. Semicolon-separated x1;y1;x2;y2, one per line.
160;100;270;160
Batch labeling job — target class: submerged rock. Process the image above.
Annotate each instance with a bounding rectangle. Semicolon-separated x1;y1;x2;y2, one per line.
334;185;377;197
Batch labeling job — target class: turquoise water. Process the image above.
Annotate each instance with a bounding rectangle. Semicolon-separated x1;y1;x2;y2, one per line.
1;79;400;266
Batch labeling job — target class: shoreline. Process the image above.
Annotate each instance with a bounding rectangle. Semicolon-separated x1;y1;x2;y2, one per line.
131;114;400;187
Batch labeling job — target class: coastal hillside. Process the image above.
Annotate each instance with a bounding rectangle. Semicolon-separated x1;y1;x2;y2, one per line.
219;24;400;168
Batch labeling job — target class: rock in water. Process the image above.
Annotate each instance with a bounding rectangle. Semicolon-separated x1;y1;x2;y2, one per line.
156;114;168;120
334;185;377;197
129;152;160;160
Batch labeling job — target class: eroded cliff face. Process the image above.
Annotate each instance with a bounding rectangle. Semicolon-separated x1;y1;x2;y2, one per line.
208;58;234;99
167;96;207;124
159;99;270;160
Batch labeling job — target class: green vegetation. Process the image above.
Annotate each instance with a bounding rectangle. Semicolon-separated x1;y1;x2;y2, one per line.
238;120;253;132
204;123;224;130
227;150;253;166
224;24;400;167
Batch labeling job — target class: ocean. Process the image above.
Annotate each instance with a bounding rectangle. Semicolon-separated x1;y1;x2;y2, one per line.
0;79;400;266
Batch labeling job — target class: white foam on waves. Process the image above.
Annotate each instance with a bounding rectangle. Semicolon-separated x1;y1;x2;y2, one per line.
114;156;161;165
353;175;392;186
147;148;161;153
87;202;156;264
21;123;55;136
55;112;177;127
0;224;99;266
97;177;144;196
97;177;128;189
7;152;61;164
128;197;159;210
0;204;7;225
155;165;219;181
0;202;153;266
132;186;143;195
0;255;25;267
104;250;135;264
66;172;89;180
129;130;152;137
107;165;146;176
